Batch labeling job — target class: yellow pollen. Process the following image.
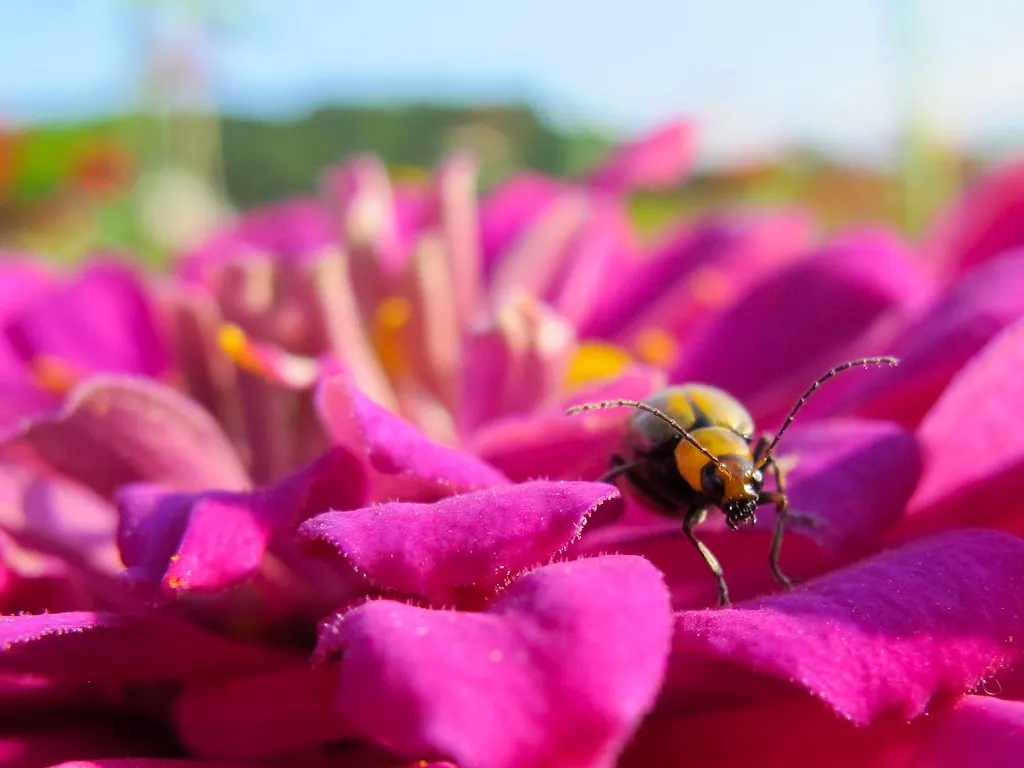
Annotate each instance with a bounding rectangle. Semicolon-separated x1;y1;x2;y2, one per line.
633;327;679;369
216;324;266;376
564;342;633;390
370;295;413;379
30;355;79;395
165;575;188;590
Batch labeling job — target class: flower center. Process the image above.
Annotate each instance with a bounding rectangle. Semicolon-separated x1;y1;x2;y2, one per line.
217;323;268;377
563;341;633;390
30;355;79;395
633;326;678;369
370;295;413;380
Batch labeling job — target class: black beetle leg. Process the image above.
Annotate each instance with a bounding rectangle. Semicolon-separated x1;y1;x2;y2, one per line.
751;432;772;464
683;507;730;607
600;454;651;484
760;457;796;590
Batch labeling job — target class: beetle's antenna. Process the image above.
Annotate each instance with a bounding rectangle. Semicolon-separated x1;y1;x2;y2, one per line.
567;399;729;473
757;356;899;468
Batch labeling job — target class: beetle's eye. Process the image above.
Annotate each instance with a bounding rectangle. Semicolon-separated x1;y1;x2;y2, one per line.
700;465;725;499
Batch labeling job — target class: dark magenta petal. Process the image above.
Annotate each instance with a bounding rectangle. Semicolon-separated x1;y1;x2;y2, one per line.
317;374;509;500
0;726;174;768
669;229;928;406
173;664;354;759
924;156;1024;276
582;211;812;340
4;260;170;380
0;377;250;497
51;764;229;768
117;447;367;594
761;418;921;552
838;249;1024;428
300;481;619;603
323;556;673;768
586;120;695;193
0;611;287;682
902;317;1024;535
621;694;1024;768
908;696;1024;767
669;529;1024;725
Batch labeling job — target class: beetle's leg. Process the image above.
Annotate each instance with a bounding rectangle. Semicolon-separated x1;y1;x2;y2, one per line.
751;433;772;464
760;458;796;590
600;454;650;484
683;507;730;607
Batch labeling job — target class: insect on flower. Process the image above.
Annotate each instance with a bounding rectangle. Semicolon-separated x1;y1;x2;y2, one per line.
567;356;899;606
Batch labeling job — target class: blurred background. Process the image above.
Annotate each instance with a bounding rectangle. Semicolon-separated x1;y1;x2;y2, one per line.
0;0;1020;264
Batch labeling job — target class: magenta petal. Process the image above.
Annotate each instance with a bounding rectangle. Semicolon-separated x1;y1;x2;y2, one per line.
317;375;508;500
762;418;921;552
0;256;53;318
583;211;812;341
839;249;1024;427
472;367;665;483
0;611;286;682
586;120;695;193
4;260;171;379
173;664;354;759
1;377;249;497
908;696;1024;767
903;318;1024;534
323;555;673;768
670;229;927;405
477;172;563;269
300;481;619;603
670;529;1024;725
117;447;367;593
621;693;1024;768
924;156;1024;276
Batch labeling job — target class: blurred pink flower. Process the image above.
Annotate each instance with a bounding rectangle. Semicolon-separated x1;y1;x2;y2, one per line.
3;127;1024;768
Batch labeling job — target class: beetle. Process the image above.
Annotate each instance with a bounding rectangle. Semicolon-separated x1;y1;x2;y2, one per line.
567;356;899;606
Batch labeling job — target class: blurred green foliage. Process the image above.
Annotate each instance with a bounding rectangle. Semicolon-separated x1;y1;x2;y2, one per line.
0;102;977;261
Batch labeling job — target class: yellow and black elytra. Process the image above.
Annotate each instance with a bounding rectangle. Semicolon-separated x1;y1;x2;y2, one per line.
567;356;899;607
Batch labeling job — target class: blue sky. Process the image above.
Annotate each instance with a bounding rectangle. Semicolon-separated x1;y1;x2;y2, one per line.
1;0;1022;165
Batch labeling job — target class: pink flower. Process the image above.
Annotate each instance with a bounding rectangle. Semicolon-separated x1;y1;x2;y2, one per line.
3;127;1024;768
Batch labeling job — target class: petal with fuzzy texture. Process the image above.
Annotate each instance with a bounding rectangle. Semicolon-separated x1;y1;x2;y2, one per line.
116;447;367;594
300;480;619;604
317;375;508;501
668;530;1024;726
321;555;673;768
